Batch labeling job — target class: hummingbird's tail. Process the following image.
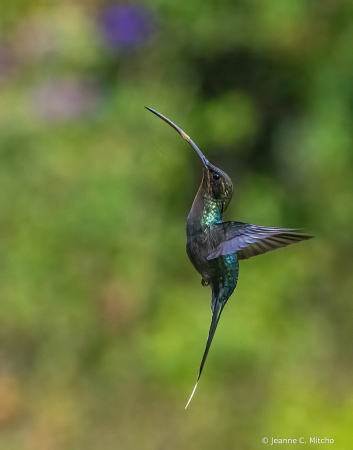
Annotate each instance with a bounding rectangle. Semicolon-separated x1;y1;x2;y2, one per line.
185;295;226;409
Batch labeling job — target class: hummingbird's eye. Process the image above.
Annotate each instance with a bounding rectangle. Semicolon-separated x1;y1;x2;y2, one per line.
212;173;220;181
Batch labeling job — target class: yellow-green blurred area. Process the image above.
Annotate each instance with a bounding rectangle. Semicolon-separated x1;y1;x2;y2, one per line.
0;0;353;448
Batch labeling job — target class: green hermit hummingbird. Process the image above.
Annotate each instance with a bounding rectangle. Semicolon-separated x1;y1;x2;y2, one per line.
146;107;313;408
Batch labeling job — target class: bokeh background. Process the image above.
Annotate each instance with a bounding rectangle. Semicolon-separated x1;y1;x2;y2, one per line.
1;1;353;449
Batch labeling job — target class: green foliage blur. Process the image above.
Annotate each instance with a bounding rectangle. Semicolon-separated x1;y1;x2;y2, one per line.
0;1;353;448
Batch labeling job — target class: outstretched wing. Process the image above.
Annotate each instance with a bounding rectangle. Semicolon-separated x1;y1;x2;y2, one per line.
207;222;313;261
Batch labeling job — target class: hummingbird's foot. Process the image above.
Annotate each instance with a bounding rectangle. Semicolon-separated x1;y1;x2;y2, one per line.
201;278;210;287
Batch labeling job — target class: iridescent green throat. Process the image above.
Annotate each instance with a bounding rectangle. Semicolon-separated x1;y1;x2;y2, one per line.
201;199;222;226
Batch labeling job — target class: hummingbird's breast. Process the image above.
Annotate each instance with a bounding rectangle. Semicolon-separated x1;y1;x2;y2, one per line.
186;223;225;276
186;189;238;286
186;224;238;297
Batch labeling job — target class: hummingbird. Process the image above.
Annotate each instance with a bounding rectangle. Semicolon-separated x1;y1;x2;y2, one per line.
145;106;313;408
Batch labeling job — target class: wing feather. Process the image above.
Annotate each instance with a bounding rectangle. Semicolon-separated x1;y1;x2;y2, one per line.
207;222;313;260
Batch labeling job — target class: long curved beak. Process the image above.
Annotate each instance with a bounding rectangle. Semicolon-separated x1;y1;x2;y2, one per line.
145;107;209;169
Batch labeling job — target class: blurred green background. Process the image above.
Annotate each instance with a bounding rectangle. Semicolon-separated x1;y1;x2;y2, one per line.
1;1;353;449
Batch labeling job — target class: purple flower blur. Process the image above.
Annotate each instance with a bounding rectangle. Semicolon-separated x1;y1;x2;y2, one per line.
99;3;156;51
32;79;101;122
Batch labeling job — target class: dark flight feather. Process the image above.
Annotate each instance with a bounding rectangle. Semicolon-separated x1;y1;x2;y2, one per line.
207;222;313;260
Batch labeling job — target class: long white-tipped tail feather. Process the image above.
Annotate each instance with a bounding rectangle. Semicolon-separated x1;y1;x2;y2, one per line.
185;380;199;409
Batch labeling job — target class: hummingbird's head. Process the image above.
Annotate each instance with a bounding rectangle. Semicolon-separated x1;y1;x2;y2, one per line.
202;162;233;210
